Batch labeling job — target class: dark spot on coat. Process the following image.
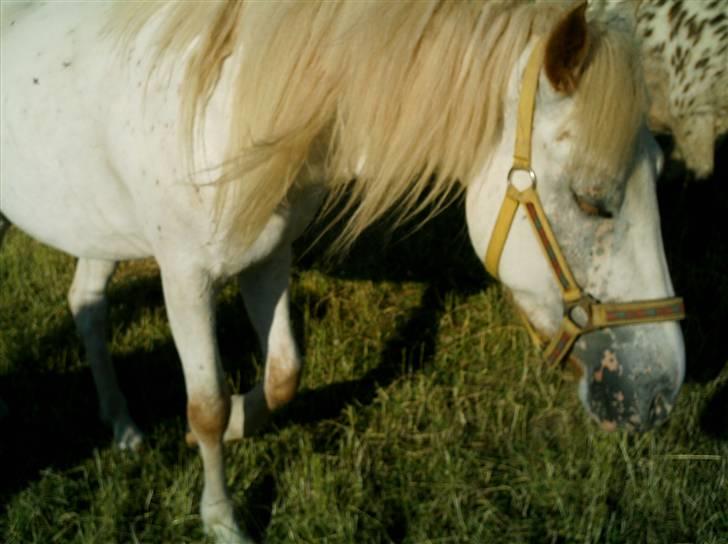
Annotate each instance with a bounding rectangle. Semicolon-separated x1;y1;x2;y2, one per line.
687;18;708;44
694;57;709;70
32;77;39;85
711;13;726;26
670;9;688;40
671;45;688;73
668;1;683;23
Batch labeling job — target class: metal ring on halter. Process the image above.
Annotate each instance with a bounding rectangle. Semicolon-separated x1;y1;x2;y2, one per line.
507;166;537;192
565;294;598;331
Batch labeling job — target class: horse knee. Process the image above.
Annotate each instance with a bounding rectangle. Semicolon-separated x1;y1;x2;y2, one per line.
67;260;116;333
188;393;231;445
68;281;103;321
264;358;300;411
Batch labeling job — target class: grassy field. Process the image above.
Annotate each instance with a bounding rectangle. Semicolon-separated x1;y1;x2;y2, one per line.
1;145;727;543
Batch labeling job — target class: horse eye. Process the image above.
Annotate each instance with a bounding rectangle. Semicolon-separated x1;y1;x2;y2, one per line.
572;192;613;219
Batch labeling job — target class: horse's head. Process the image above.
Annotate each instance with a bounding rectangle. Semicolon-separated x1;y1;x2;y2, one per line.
466;1;685;432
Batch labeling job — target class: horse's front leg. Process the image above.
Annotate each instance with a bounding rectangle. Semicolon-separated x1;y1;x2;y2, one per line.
68;258;143;450
160;264;249;544
236;242;301;436
186;242;300;445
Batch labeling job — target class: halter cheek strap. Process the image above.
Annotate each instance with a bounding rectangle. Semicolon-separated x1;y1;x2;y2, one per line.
484;39;685;367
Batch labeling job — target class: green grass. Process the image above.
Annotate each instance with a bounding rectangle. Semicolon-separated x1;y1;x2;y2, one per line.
1;156;727;543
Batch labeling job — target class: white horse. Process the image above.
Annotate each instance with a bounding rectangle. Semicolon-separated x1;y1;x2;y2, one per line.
1;1;685;542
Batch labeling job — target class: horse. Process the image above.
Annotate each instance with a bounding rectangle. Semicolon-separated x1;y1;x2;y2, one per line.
636;0;728;179
0;1;685;542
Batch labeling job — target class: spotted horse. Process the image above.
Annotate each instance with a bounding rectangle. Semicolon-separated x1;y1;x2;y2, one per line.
636;0;728;178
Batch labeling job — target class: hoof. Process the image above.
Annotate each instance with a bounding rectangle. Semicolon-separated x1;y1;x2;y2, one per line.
207;522;254;544
203;500;254;544
113;420;144;451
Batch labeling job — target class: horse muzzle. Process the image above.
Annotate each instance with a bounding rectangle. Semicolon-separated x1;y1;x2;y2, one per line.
571;324;684;432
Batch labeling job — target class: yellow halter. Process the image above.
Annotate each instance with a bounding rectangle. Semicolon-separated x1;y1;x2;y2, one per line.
484;40;685;366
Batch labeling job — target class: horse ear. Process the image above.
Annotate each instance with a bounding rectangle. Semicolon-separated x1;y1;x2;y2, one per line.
544;2;591;95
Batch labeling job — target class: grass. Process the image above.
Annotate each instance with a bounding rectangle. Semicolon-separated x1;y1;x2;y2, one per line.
1;146;727;543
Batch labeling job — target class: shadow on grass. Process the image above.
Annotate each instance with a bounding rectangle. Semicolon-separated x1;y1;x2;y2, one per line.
279;200;487;430
279;282;444;432
0;275;176;506
243;472;278;542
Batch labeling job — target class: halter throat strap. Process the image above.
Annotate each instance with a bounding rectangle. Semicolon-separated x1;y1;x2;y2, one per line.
483;39;685;366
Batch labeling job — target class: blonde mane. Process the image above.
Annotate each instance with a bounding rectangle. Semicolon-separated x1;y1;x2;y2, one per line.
113;0;644;250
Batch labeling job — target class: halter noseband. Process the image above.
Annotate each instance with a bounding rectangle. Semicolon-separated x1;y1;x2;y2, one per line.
484;39;685;366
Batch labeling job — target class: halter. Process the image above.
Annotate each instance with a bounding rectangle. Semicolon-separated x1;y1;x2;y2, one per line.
484;39;685;367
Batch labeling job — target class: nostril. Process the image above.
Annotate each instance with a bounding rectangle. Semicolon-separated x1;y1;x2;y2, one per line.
648;391;673;426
